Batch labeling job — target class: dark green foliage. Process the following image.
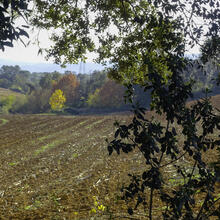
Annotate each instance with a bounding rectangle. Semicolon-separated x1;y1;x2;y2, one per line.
200;37;220;64
108;93;220;219
0;0;30;51
22;88;52;113
39;71;62;89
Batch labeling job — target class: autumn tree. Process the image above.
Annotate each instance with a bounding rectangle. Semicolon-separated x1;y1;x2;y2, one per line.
99;80;125;108
32;0;220;219
49;89;66;111
86;80;125;108
53;73;80;107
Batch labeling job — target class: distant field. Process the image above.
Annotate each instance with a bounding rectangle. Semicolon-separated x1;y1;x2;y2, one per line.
0;87;24;98
0;95;219;219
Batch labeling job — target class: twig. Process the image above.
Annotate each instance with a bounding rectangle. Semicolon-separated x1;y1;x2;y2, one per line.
189;160;197;183
196;190;209;220
149;188;154;220
159;120;170;165
206;197;220;218
159;151;187;168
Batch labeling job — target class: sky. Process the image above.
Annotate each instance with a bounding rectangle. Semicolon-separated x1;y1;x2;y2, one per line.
0;28;98;64
0;42;49;64
0;29;50;63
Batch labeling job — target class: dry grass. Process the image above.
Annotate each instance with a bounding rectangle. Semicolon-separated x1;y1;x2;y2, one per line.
0;95;219;219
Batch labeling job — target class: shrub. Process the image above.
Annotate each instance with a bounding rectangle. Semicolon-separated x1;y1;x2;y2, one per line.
0;95;15;114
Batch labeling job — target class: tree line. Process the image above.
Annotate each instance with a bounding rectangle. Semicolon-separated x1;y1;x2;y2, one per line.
0;65;129;114
0;57;219;115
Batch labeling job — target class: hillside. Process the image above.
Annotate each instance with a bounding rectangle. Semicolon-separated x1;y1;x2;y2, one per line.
0;87;25;99
0;95;219;219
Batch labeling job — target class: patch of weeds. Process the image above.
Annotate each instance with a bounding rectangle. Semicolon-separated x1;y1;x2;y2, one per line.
168;172;206;187
36;113;58;116
52;197;61;206
24;205;32;210
90;196;106;216
214;194;220;202
34;139;66;155
8;162;18;166
38;135;51;142
85;119;105;129
72;153;79;158
34;200;42;207
77;120;89;126
168;178;184;186
0;118;9;126
17;184;30;192
24;200;42;211
34;142;57;155
114;194;121;204
50;194;63;210
73;211;79;219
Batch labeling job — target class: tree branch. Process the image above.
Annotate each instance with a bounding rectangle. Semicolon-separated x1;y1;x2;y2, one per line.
159;152;187;168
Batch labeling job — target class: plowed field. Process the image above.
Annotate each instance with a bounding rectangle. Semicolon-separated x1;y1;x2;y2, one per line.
0;95;219;219
0;113;140;219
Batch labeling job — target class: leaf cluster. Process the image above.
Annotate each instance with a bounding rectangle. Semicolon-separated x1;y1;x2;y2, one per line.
108;93;220;218
0;0;30;50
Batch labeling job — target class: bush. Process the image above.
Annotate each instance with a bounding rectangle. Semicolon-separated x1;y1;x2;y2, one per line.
10;95;28;113
23;89;52;113
0;95;15;114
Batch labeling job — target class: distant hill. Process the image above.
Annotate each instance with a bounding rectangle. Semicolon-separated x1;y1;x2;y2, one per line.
0;55;199;74
0;59;106;74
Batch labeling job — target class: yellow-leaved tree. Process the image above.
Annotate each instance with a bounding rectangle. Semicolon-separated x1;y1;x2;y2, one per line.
49;89;66;111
